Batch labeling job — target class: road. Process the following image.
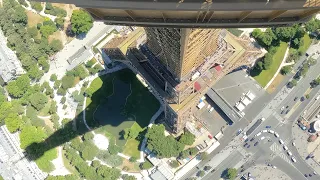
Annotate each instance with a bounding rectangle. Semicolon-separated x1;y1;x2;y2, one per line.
181;43;320;180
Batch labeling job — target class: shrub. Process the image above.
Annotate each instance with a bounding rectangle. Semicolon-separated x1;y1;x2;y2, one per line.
60;96;66;104
57;88;67;96
50;74;57;82
129;156;137;162
97;151;123;167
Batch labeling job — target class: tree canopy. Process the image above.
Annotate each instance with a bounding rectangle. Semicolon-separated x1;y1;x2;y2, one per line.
145;124;185;158
5;113;22;133
178;131;196;145
70;10;93;35
29;92;48;111
6;74;30;98
226;168;237;180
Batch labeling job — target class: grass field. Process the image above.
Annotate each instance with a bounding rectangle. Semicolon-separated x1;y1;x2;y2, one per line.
252;42;288;87
26;10;44;27
85;69;160;149
298;34;312;54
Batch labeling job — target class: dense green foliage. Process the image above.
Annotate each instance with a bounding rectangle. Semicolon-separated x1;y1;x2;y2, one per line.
30;1;43;12
311;77;320;88
70;10;93;35
97;150;123;167
140;160;153;170
280;66;292;75
40;19;57;38
50;39;63;53
46;175;79;180
169;160;180;168
226;168;237;180
6;74;30;98
45;3;67;17
5;113;22;133
145;124;184;158
178;131;195;145
122;174;137;180
29;92;48;111
305;18;320;33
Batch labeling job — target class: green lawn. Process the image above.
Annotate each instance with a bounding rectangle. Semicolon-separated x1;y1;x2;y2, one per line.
84;69;159;151
298;34;312;54
123;138;141;158
253;42;288;87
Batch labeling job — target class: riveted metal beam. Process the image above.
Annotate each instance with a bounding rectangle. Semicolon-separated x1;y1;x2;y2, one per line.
238;11;252;23
268;10;287;22
124;10;136;21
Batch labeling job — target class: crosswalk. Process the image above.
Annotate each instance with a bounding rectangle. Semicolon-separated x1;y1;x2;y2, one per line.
270;142;293;166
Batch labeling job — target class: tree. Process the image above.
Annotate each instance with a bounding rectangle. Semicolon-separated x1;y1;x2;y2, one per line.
305;18;320;33
6;74;30;98
54;17;65;29
49;101;57;114
29;92;48;111
54;80;61;89
197;170;205;177
83;132;94;141
19;125;47;149
145;124;185;158
178;131;195;145
96;165;121;180
49;39;63;53
255;61;263;71
5;113;22;133
57;88;67;96
60;96;66;104
27;65;44;81
27;26;38;38
70;10;93;35
199;152;208;160
280;66;292;75
263;53;273;70
40;24;57;38
287;79;298;88
45;175;78;180
122;174;137;180
50;74;57;82
311;77;320;88
61;75;75;89
123;127;140;140
226;168;237;180
81;144;98;160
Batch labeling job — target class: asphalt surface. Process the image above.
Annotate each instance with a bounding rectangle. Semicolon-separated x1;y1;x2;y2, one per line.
180;47;320;179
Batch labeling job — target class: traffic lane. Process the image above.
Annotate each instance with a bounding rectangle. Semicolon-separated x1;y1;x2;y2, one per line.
246;115;280;140
202;151;243;180
179;118;249;180
271;156;308;180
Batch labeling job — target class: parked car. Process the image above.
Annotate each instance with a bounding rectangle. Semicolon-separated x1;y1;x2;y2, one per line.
283;145;288;151
279;139;284;144
286;105;289;108
262;130;268;133
250;138;255;142
254;142;259;146
285;110;290;114
260;136;265;140
294;97;298;101
244;143;248;147
266;126;271;128
247;145;251;148
274;132;279;138
268;130;275;134
292;142;296;146
291;157;297;162
287;151;292;156
256;132;262;137
301;97;305;101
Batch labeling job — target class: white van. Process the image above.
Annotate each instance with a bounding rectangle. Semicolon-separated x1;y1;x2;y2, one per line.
287;151;292;156
291;157;297;162
256;132;262;137
209;107;214;113
283;145;288;151
268;130;275;134
274;132;279;138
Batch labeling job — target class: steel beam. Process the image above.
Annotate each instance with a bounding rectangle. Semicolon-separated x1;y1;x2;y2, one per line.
299;9;320;20
268;10;287;22
238;11;252;23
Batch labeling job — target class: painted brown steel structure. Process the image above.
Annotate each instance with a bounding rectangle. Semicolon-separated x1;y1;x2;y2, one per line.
38;0;319;27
